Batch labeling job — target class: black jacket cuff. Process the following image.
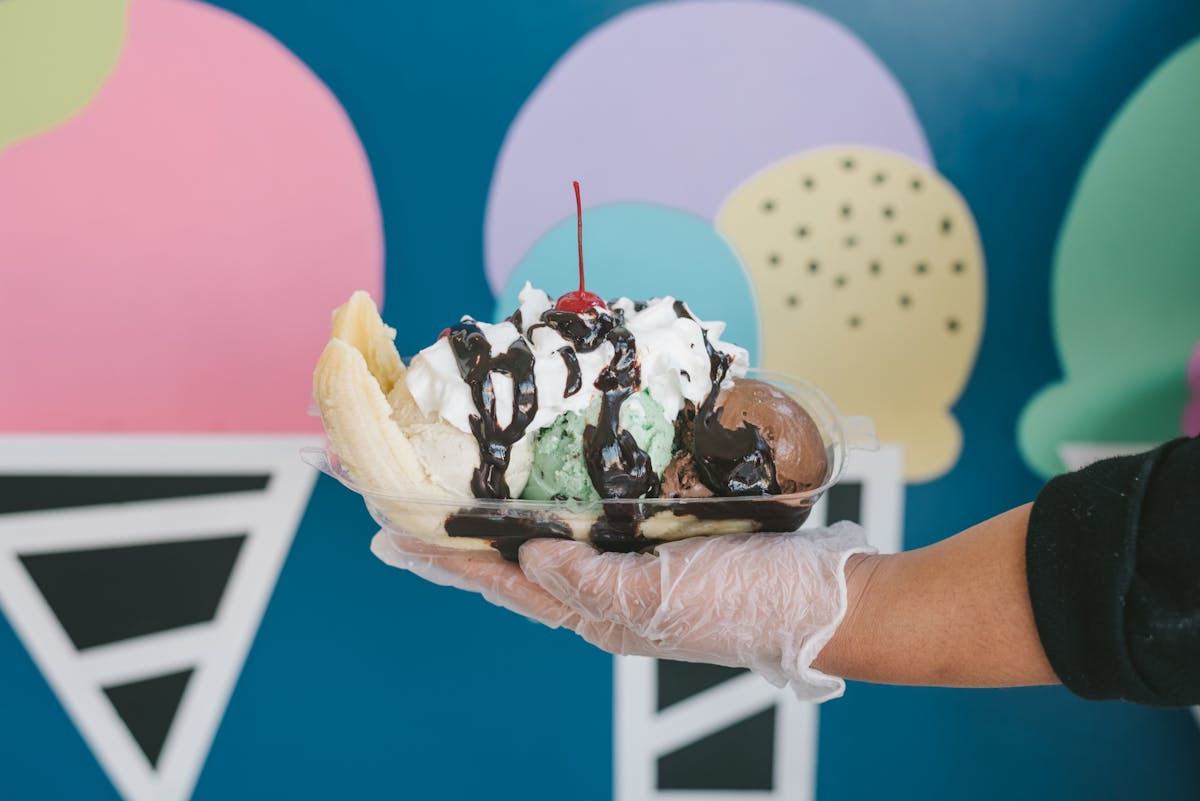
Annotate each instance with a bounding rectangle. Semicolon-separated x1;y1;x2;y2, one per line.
1026;437;1199;706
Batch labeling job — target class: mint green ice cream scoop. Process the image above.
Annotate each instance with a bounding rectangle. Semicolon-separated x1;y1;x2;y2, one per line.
522;390;675;501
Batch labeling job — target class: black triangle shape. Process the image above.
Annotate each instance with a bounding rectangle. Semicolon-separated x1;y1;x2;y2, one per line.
657;660;747;711
104;669;194;768
825;480;863;524
657;705;776;790
20;535;246;650
0;474;270;515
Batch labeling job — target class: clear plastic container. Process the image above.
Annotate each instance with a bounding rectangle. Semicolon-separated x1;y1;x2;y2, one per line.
302;369;877;559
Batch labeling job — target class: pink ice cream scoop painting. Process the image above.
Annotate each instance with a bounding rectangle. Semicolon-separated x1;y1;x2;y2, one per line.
0;4;383;800
0;0;383;433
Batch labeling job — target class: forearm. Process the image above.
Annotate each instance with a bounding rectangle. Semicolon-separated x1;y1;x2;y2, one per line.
814;503;1059;687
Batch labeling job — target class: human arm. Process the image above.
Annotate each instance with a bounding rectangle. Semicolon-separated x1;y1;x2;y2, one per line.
513;436;1200;701
372;522;874;701
812;503;1059;687
373;511;1056;700
374;436;1199;704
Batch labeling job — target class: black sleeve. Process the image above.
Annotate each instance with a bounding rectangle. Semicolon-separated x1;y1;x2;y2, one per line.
1026;435;1200;706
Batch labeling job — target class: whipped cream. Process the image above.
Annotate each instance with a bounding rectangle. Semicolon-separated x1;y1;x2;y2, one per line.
405;283;748;441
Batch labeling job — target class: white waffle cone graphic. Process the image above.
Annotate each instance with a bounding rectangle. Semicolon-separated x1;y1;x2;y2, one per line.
0;435;318;801
614;446;905;800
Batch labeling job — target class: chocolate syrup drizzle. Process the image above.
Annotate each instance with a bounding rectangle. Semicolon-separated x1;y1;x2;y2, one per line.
557;346;582;397
445;320;538;499
673;301;780;496
444;513;570;561
584;325;661;500
533;306;661;500
536;308;614;352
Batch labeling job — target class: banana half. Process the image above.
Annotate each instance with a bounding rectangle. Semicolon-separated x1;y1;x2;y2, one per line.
313;292;491;549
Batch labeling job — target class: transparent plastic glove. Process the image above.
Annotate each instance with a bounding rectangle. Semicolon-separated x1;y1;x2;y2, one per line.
371;521;872;702
371;531;701;662
369;532;579;628
520;522;872;701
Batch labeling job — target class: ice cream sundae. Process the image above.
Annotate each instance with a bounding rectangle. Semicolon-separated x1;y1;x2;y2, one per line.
313;183;843;558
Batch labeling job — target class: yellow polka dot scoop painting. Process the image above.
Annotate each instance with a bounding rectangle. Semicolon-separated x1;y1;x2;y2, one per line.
717;149;985;482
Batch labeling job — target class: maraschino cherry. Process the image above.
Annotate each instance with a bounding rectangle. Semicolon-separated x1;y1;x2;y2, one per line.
555;180;606;313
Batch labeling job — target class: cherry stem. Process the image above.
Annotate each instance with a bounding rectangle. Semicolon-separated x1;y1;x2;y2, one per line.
574;180;584;292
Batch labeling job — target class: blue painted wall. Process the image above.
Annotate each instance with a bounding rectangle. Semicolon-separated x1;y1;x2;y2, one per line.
2;1;1198;798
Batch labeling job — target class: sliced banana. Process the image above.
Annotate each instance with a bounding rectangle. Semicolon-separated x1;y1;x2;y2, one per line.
329;290;406;396
314;292;493;551
314;337;441;498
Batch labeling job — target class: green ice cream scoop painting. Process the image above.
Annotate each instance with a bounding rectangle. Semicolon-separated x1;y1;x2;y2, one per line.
1019;39;1200;476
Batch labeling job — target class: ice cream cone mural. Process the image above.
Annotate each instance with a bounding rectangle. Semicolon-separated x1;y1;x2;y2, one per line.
0;0;127;150
1018;36;1200;478
0;1;383;799
716;149;985;483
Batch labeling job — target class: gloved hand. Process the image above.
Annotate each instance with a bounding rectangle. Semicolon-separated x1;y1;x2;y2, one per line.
371;521;874;702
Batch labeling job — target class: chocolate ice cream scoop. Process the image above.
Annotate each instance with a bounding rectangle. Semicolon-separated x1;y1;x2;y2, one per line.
661;451;711;498
717;379;829;493
662;378;829;497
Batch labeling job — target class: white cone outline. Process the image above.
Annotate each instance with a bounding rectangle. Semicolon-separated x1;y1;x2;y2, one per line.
0;434;319;801
614;446;905;801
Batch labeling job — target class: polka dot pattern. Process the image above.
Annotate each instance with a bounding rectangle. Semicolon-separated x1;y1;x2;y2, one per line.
716;147;985;481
